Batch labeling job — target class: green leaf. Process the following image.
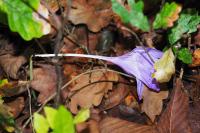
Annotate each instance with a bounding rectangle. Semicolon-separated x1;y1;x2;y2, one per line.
73;108;90;124
111;0;129;23
0;0;50;41
33;113;49;133
44;106;57;129
0;79;8;88
53;106;75;133
153;48;175;83
177;48;192;64
111;0;150;31
168;10;200;45
153;2;181;29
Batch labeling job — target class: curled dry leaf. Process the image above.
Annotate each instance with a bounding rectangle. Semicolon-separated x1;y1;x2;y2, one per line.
0;54;27;79
31;64;57;103
68;68;118;113
141;86;168;122
156;78;192;133
68;0;113;32
99;117;156;133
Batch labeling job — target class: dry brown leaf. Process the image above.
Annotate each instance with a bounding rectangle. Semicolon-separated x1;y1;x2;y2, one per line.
6;97;24;118
190;48;200;67
43;0;67;13
101;83;129;110
141;86;168;122
69;69;118;113
99;117;157;133
0;54;27;79
30;64;57;103
68;0;113;32
156;78;192;133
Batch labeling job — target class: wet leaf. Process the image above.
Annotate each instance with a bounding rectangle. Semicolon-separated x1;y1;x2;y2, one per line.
153;2;182;29
156;78;192;133
141;86;168;122
153;48;175;83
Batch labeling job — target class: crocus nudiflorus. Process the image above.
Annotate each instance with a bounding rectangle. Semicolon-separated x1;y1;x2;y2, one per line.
35;47;163;99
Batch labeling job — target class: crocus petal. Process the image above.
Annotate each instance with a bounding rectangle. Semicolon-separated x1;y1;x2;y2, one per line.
136;79;144;100
35;47;163;99
109;47;162;98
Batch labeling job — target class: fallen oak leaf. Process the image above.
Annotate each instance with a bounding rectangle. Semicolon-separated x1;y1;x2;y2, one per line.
156;78;192;133
101;83;130;110
68;68;118;113
68;0;113;32
141;86;168;122
30;64;57;103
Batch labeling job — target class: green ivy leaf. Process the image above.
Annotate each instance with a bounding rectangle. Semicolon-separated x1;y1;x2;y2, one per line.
111;0;150;31
73;108;90;124
44;106;57;129
177;48;192;64
33;113;49;133
0;0;49;41
168;10;200;45
153;2;181;29
54;106;75;133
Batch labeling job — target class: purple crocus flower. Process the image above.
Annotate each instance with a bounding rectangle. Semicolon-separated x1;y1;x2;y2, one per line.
35;47;163;99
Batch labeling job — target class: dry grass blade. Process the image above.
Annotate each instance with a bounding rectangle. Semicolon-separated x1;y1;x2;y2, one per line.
156;78;192;133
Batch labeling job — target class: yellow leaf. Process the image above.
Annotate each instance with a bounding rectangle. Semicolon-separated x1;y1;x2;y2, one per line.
153;48;175;83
